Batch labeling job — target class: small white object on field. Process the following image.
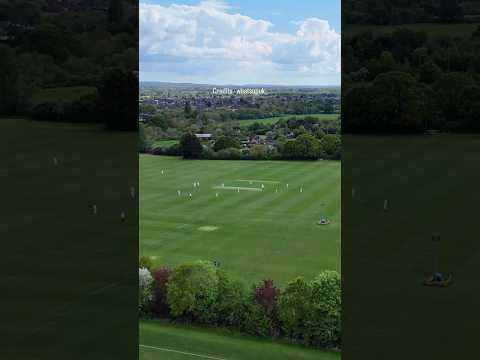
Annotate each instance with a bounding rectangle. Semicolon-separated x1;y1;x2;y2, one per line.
120;211;126;222
177;190;181;196
193;182;196;188
300;187;303;193
261;184;264;189
216;193;219;198
197;182;200;187
189;193;192;198
92;205;97;215
384;199;388;210
237;187;240;193
161;170;164;175
53;157;58;166
286;183;289;188
130;186;135;199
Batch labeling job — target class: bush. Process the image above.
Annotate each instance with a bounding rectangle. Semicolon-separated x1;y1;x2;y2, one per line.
167;261;219;324
139;256;154;272
214;135;241;152
213;271;248;327
309;271;341;348
215;147;243;160
241;302;274;338
152;268;172;318
279;271;341;349
252;279;281;336
139;267;154;317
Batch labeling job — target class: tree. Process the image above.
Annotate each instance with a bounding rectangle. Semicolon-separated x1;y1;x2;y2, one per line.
108;0;125;24
0;45;20;115
167;261;219;323
152;268;172;318
309;271;341;348
370;71;433;132
320;135;341;160
213;271;247;327
97;68;138;131
434;73;480;131
179;133;203;159
214;136;240;152
279;277;313;342
139;267;154;317
252;279;281;336
293;134;321;160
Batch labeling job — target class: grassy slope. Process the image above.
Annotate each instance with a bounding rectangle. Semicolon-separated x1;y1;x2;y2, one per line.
154;139;179;148
140;321;339;360
2;118;137;359
237;113;340;127
342;134;480;359
140;155;340;286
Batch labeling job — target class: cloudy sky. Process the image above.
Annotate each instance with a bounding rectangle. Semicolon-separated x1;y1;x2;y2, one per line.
140;0;341;86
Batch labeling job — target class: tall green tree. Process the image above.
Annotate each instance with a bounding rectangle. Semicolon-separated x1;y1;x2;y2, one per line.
180;133;203;159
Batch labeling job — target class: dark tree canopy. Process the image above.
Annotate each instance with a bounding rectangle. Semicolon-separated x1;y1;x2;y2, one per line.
180;133;203;159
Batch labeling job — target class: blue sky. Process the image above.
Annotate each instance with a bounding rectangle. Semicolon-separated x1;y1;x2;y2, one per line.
140;0;341;85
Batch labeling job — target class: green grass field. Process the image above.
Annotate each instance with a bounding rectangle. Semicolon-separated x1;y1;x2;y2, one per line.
140;321;339;360
237;113;340;127
154;139;179;148
342;134;480;359
140;154;340;359
2;118;137;359
140;155;340;285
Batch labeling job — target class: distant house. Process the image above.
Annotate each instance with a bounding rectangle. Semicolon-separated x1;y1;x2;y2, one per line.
195;133;213;140
249;135;267;146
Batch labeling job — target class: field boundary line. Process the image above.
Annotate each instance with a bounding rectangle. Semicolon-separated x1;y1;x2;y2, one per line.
139;344;228;360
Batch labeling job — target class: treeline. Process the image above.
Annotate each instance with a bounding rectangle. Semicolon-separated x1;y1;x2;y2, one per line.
343;26;480;132
0;0;138;130
344;0;480;25
141;129;341;161
139;259;341;350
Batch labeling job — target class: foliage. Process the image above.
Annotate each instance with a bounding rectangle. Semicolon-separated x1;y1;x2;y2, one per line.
98;68;138;131
139;267;154;317
279;271;341;349
152;268;172;318
139;255;154;272
167;261;220;324
214;135;241;152
213;271;248;327
179;133;203;159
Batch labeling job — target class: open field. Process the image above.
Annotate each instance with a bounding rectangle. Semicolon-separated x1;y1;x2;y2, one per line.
343;134;480;359
2;118;137;359
140;321;339;360
140;155;340;285
154;139;179;148
346;22;479;37
237;113;340;128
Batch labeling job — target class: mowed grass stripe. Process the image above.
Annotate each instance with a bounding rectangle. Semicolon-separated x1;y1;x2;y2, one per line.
140;156;341;284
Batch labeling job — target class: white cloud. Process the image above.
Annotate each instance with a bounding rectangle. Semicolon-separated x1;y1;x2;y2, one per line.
139;1;341;85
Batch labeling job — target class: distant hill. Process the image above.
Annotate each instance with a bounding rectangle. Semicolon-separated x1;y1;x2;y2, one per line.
140;82;340;91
